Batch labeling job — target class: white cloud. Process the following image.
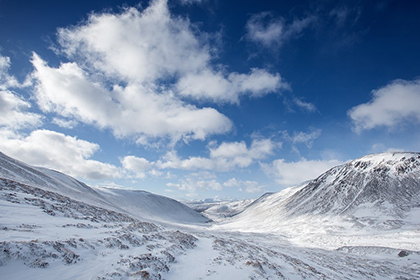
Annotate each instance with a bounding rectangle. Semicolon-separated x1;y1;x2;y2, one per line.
329;6;361;27
348;78;420;133
245;12;284;48
52;117;78;129
282;129;321;148
223;178;262;193
0;90;42;130
177;68;287;104
167;177;222;197
370;143;405;154
179;0;203;5
292;129;321;147
32;53;232;142
293;97;317;112
29;0;285;145
262;158;342;186
0;55;19;89
56;0;284;101
121;155;153;179
157;138;277;172
0;54;42;131
0;129;120;180
57;0;210;84
245;12;316;49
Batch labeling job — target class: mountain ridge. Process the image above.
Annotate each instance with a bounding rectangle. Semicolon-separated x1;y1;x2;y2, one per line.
284;152;420;217
0;151;209;224
216;152;420;243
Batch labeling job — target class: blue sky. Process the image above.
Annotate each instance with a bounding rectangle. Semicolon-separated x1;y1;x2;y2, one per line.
1;0;420;200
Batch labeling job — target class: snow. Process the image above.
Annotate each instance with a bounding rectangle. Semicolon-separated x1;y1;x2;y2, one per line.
1;151;420;279
0;151;208;225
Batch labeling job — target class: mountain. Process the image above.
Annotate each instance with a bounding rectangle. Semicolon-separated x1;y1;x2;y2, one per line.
284;152;420;218
185;198;256;221
217;152;420;249
1;151;420;279
0;151;209;224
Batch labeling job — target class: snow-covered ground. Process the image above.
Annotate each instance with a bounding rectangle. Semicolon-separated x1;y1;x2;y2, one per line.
1;151;420;279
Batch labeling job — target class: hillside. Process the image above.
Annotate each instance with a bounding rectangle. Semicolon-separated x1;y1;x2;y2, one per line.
216;152;420;249
284;152;420;217
1;151;420;279
0;151;209;224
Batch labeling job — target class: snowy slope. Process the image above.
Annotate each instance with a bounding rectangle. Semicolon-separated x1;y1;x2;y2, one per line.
284;152;420;217
217;152;420;250
0;151;209;224
2;177;419;279
99;188;210;224
2;151;420;279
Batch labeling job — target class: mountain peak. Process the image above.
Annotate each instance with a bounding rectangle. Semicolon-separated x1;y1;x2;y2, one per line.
284;152;420;217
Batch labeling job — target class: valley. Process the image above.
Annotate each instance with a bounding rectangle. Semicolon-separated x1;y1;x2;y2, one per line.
1;151;420;279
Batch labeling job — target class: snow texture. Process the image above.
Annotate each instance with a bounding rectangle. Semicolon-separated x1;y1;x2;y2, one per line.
1;151;420;279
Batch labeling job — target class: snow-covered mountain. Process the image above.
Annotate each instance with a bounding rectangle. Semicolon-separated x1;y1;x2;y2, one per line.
217;152;420;249
0;151;209;224
185;197;256;221
1;151;420;279
284;152;420;217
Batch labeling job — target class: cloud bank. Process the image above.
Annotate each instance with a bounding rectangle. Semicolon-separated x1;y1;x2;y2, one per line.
31;0;285;144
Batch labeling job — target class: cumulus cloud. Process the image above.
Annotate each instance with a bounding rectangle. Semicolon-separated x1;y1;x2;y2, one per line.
0;55;42;131
262;158;342;186
121;155;153;179
223;178;263;193
32;53;232;142
0;129;120;180
348;78;420;133
57;0;209;84
0;55;20;89
121;138;277;181
177;68;287;104
156;138;277;172
245;12;316;49
166;176;263;197
29;0;284;144
167;177;222;197
0;55;121;182
0;90;42;130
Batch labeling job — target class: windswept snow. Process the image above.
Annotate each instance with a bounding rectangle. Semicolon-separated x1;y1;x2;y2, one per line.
0;151;209;225
213;152;420;251
1;151;420;279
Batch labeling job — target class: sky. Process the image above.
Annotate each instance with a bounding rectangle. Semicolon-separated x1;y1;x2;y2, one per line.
1;0;420;200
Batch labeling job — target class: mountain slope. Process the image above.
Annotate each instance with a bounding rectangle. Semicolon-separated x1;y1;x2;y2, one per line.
2;151;420;279
284;152;420;217
0;151;209;224
217;152;420;249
